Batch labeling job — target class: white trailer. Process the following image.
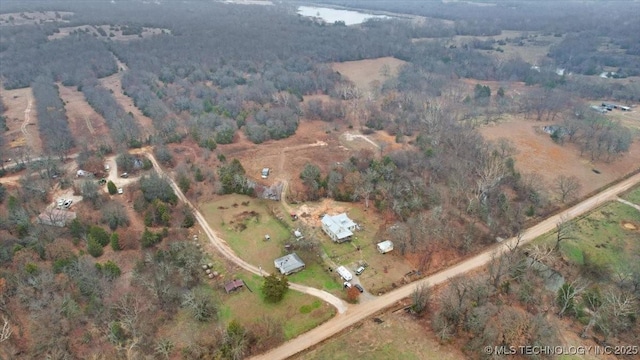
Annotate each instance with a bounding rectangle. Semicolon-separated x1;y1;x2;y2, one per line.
336;266;352;281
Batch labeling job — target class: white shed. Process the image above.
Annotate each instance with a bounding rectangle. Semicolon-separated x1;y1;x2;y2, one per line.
377;240;394;254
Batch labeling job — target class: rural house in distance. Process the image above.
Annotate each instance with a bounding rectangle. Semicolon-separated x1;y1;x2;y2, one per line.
274;253;305;275
321;213;358;243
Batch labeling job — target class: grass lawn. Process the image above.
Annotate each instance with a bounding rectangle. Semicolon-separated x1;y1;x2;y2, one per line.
536;201;640;273
200;194;342;292
621;185;640;205
200;194;291;271
218;273;336;340
288;260;342;292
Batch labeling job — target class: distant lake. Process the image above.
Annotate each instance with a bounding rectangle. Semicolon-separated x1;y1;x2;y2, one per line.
297;6;390;26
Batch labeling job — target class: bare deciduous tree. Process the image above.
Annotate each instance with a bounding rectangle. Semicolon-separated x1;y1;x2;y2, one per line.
554;215;574;252
0;316;12;343
556;278;588;317
411;283;431;315
555;175;582;203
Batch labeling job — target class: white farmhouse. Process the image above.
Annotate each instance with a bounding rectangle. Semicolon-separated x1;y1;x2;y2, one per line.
321;213;357;243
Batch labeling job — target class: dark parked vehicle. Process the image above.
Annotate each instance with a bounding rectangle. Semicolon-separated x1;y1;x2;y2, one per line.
354;284;364;293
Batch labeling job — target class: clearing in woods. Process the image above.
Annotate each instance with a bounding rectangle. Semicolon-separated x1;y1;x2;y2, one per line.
57;83;114;149
479;116;640;197
99;71;155;137
332;57;406;90
0;11;73;26
0;86;43;154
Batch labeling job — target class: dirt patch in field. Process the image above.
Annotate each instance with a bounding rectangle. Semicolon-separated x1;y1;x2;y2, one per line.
0;86;43;155
479;116;640;196
99;72;155;137
622;221;637;230
332;57;407;90
58;84;114;150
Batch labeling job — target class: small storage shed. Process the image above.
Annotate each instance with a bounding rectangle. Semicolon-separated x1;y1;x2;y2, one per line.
377;240;394;254
224;279;245;293
274;253;305;275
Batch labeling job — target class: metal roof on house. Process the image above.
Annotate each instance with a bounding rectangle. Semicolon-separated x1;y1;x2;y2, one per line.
274;253;305;275
321;213;355;240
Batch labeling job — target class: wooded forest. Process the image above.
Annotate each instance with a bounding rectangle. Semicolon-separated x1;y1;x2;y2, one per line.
1;0;639;359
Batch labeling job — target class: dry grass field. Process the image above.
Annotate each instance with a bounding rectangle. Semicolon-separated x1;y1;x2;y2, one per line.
0;86;43;155
294;310;464;360
332;57;407;90
99;72;155;137
57;83;114;150
479;116;640;198
413;30;562;65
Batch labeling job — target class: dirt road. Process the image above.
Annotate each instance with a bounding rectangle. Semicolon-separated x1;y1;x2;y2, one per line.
21;96;32;137
252;171;640;360
142;151;348;314
277;140;327;214
617;197;640;211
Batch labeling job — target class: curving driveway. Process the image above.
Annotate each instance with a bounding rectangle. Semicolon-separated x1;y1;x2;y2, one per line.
142;151;348;314
251;171;640;360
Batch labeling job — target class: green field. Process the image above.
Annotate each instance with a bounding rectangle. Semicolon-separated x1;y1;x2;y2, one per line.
536;201;640;273
621;185;640;205
201;195;292;271
164;274;335;344
200;194;342;293
219;273;336;339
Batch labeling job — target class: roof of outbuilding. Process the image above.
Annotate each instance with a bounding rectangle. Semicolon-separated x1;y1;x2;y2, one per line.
274;253;305;274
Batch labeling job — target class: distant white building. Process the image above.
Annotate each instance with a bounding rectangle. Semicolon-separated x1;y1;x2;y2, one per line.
76;169;92;177
377;240;394;254
321;213;357;243
274;253;305;275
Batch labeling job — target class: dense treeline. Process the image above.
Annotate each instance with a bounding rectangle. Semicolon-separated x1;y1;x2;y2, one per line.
31;77;74;158
314;0;640;33
1;32;116;89
80;79;141;147
316;0;640;78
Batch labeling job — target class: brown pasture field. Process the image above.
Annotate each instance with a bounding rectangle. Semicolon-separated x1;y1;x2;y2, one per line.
0;86;43;155
222;120;348;187
57;83;114;150
413;30;561;65
332;57;407;90
220;119;401;197
294;310;464;360
99;72;155;137
479;116;640;198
